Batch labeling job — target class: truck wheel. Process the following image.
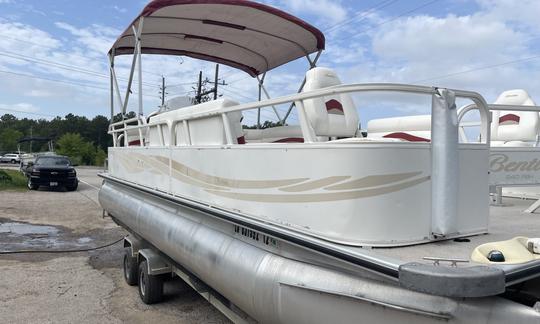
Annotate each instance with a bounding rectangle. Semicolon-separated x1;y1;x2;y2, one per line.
123;249;138;286
27;178;37;190
66;182;78;191
138;260;163;304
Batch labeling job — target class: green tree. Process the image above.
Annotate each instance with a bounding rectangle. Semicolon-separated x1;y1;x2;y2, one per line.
56;133;96;165
0;128;23;152
94;148;107;167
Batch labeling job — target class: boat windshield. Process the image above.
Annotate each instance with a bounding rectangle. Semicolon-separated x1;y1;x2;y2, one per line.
35;157;70;166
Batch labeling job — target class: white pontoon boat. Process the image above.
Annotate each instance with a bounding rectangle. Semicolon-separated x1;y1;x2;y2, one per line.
98;1;540;323
17;136;55;172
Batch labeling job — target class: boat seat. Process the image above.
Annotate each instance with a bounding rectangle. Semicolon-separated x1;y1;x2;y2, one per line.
243;67;357;143
491;89;539;143
148;98;243;146
302;67;359;138
244;125;304;143
367;115;432;142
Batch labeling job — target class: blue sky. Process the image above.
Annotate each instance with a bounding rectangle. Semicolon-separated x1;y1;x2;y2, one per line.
0;0;539;126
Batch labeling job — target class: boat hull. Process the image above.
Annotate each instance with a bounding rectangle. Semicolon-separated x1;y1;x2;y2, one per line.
107;142;489;246
98;179;540;324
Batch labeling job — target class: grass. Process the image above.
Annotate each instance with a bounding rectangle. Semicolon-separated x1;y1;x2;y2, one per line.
0;168;28;191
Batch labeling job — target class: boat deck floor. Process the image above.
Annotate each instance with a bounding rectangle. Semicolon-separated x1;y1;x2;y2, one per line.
372;197;540;263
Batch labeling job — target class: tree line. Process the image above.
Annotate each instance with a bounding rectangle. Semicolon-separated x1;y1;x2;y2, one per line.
0;113;115;166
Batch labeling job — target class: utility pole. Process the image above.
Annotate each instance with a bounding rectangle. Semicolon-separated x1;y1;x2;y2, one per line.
194;65;226;104
159;75;167;106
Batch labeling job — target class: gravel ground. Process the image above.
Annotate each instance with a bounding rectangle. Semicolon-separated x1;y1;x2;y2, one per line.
0;167;230;324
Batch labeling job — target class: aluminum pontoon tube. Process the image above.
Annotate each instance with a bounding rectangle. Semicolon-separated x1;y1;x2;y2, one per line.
99;180;540;323
431;88;459;236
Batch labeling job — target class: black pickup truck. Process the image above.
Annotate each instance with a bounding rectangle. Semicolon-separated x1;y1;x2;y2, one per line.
25;155;78;191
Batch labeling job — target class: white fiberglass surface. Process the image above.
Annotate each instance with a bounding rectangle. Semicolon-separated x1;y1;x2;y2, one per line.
108;143;488;246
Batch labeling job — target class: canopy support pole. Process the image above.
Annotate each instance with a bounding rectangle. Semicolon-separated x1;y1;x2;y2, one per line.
257;73;265;129
256;74;282;121
122;18;144;116
137;17;144;116
109;54;124;118
281;50;322;124
109;53;114;121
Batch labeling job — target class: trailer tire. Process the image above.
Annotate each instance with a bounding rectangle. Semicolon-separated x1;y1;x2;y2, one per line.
123;250;138;286
138;260;163;304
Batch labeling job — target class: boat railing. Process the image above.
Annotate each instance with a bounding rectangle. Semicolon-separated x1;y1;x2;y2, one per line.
457;103;540;145
109;115;147;147
108;83;491;149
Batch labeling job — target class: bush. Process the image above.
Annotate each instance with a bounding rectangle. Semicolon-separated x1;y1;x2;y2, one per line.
0;170;12;183
0;169;27;190
56;133;97;165
95;148;107;166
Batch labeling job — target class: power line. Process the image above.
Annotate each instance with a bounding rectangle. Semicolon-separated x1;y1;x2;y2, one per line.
166;81;198;88
0;107;56;118
0;69;161;99
358;0;440;35
0;34;164;77
325;0;400;33
0;50;159;88
220;87;284;121
0;34;57;49
412;54;540;83
223;83;299;122
227;74;252;84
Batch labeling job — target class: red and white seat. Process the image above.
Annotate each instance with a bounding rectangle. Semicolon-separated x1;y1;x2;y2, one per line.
366;89;539;146
367;115;432;142
491;89;539;147
244;67;359;143
302;67;359;137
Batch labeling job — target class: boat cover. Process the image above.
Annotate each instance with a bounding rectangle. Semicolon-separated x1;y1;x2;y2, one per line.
109;0;325;76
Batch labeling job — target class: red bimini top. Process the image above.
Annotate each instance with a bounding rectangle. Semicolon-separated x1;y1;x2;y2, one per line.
109;0;325;77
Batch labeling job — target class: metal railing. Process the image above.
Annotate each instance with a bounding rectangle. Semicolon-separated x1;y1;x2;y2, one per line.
109;115;147;147
108;83;491;148
457;103;540;145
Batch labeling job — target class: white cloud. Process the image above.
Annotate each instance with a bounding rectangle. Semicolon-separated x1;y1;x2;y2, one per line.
477;0;540;32
0;103;39;113
25;89;55;98
1;0;540;123
0;20;61;52
372;14;527;65
278;0;347;24
54;22;119;55
327;0;540;117
113;5;127;13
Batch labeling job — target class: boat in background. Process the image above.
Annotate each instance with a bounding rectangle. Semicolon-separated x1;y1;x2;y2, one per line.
368;89;540;212
17;136;55;172
98;1;540;322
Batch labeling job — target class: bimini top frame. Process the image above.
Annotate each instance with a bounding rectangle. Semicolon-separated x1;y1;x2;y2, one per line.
109;0;325;77
107;0;325;122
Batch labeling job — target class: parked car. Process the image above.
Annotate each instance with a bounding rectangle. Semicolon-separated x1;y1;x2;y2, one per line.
26;155;78;191
0;153;21;164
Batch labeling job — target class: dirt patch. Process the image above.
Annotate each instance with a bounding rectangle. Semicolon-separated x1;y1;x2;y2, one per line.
0;256;121;323
0;168;230;323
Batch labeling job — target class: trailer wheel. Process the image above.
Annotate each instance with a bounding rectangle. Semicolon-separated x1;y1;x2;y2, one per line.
138;260;163;304
123;250;138;286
